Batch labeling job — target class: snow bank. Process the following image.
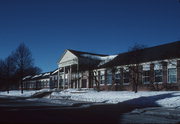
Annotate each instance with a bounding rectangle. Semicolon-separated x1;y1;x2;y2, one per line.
51;90;180;107
1;88;180;108
0;89;50;97
0;90;37;97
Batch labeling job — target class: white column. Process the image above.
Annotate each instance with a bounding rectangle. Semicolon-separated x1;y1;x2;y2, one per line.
73;75;75;88
80;72;82;88
70;65;72;88
57;68;60;89
86;71;89;88
77;63;79;88
63;67;66;89
67;69;70;89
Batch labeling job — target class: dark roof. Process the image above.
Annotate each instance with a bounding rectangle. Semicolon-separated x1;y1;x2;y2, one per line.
100;41;180;68
67;49;108;57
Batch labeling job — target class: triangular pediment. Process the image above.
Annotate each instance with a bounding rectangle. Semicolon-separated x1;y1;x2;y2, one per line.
58;50;78;68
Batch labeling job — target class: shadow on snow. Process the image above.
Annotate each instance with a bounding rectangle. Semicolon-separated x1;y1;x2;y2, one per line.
0;92;179;124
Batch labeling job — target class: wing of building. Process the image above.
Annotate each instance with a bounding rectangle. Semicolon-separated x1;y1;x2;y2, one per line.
23;41;180;91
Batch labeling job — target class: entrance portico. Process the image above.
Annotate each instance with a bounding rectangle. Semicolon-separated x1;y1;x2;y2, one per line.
57;49;108;89
57;50;80;89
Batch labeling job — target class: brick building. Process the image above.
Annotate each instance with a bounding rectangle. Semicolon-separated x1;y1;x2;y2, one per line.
23;41;180;91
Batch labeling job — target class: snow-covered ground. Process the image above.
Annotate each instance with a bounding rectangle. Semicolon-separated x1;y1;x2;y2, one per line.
0;89;180;108
0;89;50;97
51;89;180;107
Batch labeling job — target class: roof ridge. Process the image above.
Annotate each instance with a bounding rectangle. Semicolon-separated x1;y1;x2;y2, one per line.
67;49;108;56
117;40;180;56
100;41;180;68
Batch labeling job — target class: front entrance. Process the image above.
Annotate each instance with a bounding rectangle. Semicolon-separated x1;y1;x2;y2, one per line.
82;79;87;88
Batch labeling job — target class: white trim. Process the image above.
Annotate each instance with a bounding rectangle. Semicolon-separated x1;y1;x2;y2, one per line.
96;68;106;71
142;70;150;84
154;63;162;70
153;82;163;84
143;64;150;70
167;67;177;84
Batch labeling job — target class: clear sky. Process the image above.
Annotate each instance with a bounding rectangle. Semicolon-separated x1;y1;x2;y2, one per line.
0;0;180;72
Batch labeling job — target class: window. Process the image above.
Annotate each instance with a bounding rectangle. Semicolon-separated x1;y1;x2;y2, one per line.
143;70;150;84
123;71;129;84
54;76;57;80
154;70;163;83
65;79;68;84
47;82;49;87
100;72;105;84
115;73;120;79
41;82;44;87
168;68;177;83
115;71;120;83
107;70;112;84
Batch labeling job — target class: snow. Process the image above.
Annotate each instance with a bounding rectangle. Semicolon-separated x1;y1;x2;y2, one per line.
32;74;43;79
51;90;180;107
81;54;117;66
52;69;58;75
1;88;180;108
23;76;31;80
0;90;38;97
27;98;90;106
43;72;51;76
0;89;50;97
98;55;118;66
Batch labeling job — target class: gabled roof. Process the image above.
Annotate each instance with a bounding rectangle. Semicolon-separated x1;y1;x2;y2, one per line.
67;49;108;57
57;49;109;65
100;41;180;68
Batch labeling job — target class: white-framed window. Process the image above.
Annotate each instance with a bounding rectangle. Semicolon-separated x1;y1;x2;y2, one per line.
100;70;105;84
41;81;44;87
107;69;112;84
143;70;150;84
142;64;150;84
154;63;163;83
154;70;163;83
123;69;129;84
115;70;120;83
55;76;57;80
168;68;177;83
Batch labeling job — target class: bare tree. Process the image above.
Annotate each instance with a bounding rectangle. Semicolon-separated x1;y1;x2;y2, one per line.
0;59;5;90
110;67;118;90
14;43;34;94
25;66;42;76
0;43;41;92
91;70;101;92
127;43;146;93
3;54;17;93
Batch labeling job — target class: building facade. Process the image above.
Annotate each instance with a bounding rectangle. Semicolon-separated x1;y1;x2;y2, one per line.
23;41;180;91
23;72;51;90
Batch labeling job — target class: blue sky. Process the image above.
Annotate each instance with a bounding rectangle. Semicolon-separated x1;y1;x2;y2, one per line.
0;0;180;72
